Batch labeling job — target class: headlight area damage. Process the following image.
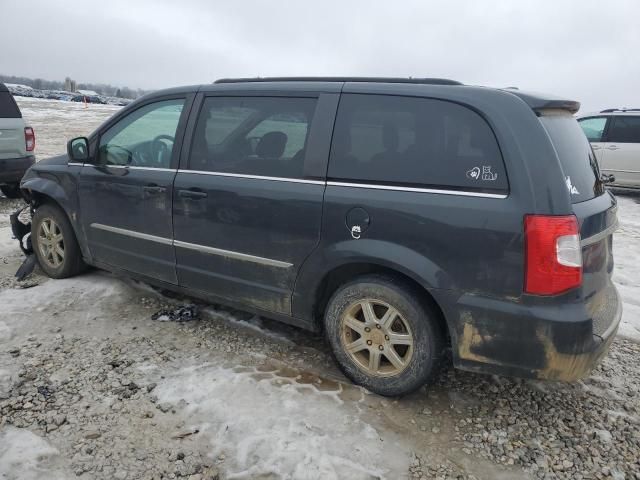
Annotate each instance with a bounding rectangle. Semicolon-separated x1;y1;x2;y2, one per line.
10;204;38;280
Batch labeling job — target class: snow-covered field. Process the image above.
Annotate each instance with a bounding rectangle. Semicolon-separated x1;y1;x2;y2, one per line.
0;98;638;480
612;193;640;340
17;97;121;158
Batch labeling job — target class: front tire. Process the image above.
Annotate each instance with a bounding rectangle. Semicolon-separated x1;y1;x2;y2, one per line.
32;204;86;278
324;275;444;396
0;184;21;199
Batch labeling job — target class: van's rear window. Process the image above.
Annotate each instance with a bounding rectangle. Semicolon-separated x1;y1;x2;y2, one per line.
539;112;603;203
0;92;22;118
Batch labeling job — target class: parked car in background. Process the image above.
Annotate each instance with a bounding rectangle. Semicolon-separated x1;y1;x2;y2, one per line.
0;83;35;198
578;109;640;188
13;78;621;396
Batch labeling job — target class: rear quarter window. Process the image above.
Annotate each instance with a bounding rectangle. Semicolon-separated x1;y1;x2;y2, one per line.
0;92;22;118
328;94;508;193
539;111;604;203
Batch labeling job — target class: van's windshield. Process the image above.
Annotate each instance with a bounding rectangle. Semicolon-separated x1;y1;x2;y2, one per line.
539;111;604;203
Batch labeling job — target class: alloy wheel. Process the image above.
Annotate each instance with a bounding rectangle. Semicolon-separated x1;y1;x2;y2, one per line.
340;299;414;377
37;217;65;268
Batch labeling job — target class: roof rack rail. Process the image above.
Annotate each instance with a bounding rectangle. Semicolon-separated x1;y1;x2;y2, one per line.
600;108;640;113
214;76;462;86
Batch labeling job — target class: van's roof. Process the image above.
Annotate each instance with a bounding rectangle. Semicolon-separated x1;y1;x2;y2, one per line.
215;77;463;86
141;77;581;114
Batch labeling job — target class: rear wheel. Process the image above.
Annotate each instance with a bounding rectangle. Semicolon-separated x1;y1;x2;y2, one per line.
0;184;21;199
32;204;86;278
324;275;444;396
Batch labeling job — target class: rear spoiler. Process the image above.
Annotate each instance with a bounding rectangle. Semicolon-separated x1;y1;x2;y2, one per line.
503;88;580;114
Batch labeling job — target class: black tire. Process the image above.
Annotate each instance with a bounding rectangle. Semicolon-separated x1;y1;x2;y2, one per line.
32;203;86;279
324;274;445;396
0;184;21;199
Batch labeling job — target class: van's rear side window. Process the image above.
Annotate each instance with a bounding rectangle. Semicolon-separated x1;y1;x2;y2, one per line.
328;94;508;193
0;92;22;118
539;111;603;203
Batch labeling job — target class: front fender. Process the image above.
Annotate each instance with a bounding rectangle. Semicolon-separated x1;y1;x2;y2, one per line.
20;168;88;259
21;175;72;211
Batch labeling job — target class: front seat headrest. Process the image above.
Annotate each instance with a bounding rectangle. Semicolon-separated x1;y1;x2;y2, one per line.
256;131;287;158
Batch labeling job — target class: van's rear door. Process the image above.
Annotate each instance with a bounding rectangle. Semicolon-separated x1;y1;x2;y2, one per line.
539;111;619;337
0;90;25;160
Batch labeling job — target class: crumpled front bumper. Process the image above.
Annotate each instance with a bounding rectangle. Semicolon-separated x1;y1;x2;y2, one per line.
10;205;33;255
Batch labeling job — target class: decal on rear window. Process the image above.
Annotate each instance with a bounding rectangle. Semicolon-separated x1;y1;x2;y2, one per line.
466;166;498;181
566;176;580;195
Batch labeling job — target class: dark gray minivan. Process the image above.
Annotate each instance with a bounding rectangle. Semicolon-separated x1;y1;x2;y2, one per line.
13;78;621;396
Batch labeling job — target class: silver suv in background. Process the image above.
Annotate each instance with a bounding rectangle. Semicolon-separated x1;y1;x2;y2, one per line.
578;109;640;189
0;83;35;198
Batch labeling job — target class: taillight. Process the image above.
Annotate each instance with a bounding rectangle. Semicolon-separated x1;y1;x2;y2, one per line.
25;127;35;152
524;215;582;295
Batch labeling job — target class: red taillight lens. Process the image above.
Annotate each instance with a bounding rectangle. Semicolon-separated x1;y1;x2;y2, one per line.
25;127;35;152
524;215;582;295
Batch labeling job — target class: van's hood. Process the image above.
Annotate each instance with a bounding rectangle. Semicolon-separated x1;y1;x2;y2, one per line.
34;154;69;167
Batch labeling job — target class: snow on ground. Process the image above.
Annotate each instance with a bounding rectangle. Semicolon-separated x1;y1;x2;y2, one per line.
16;97;121;159
155;363;409;480
612;193;640;341
0;426;69;480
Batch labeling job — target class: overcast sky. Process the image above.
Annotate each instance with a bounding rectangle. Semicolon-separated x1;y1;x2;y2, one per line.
2;0;638;112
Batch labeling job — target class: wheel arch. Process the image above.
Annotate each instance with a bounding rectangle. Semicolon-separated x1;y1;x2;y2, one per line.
304;261;450;343
22;179;88;260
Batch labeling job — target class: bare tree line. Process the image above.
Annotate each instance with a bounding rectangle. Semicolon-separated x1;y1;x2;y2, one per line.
0;73;150;99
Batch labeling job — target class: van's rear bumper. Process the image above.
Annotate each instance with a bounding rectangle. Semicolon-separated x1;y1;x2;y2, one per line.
0;155;35;184
436;283;622;381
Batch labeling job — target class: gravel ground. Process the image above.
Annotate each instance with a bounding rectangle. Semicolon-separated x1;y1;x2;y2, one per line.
0;98;638;480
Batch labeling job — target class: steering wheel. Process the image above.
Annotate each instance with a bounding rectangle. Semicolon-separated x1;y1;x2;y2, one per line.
102;144;133;166
151;135;175;167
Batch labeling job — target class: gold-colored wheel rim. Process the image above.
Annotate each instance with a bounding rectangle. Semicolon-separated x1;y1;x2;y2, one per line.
37;218;65;268
340;299;414;377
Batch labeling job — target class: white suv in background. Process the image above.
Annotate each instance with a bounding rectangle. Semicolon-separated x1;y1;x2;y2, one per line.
0;83;35;197
578;109;640;189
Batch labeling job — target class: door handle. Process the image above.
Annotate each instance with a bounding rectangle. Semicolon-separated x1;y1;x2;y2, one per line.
143;185;166;195
178;189;208;200
591;145;601;150
607;145;620;150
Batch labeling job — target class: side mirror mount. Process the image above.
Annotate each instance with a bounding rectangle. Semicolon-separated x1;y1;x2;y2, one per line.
67;137;90;163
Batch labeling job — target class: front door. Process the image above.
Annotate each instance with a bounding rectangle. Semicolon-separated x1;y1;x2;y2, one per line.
172;93;336;315
78;96;189;283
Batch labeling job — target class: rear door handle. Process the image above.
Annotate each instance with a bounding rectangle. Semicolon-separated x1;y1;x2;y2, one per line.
607;145;620;150
143;185;166;195
178;189;208;200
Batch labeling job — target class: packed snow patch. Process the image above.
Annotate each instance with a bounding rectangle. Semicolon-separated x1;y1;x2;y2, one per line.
612;195;640;341
0;426;68;480
155;363;410;479
0;320;12;342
